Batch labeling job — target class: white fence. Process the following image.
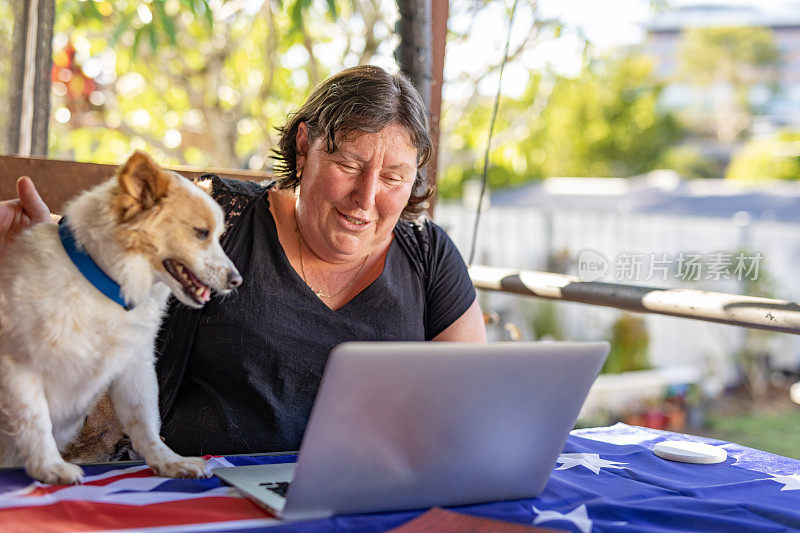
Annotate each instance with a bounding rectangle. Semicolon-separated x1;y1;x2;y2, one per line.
435;202;800;395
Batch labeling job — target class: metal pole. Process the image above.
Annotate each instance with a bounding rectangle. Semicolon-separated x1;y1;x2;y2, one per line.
469;265;800;335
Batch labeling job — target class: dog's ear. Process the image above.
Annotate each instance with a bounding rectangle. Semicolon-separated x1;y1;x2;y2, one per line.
116;151;171;219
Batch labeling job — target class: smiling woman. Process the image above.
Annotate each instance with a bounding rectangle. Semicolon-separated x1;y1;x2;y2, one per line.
0;65;486;458
294;122;417;259
153;66;487;456
276;122;419;307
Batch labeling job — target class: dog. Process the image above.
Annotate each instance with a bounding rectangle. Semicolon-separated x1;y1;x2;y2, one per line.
0;151;242;484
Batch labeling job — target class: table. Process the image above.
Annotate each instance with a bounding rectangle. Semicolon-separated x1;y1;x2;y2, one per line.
1;423;799;532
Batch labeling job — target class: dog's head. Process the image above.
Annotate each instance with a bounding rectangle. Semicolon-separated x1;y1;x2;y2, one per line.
111;151;242;309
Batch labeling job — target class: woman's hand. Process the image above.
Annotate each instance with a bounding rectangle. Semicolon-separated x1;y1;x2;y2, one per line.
0;176;51;258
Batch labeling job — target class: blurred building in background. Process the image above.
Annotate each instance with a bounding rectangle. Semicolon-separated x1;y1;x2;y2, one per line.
643;2;800;164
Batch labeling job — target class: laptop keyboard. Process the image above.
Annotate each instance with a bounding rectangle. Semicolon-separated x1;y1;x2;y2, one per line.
259;481;290;497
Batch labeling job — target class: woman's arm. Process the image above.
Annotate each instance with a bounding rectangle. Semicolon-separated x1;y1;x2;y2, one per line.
0;176;51;258
432;298;487;342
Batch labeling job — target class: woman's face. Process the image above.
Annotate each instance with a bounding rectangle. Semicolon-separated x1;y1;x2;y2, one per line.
294;121;418;262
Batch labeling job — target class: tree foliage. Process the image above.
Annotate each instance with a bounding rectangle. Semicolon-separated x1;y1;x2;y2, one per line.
438;53;682;198
679;26;781;87
50;0;396;169
656;145;721;180
726;130;800;182
677;26;781;143
60;0;214;54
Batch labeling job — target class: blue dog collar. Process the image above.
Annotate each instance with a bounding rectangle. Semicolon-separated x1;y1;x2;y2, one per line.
58;218;133;311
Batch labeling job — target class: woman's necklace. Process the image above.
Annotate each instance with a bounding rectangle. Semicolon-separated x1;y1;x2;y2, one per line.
294;209;370;299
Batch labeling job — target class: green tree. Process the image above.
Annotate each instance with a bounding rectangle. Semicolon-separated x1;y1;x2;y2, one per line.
438;53;682;197
50;0;393;169
677;26;781;143
657;145;721;180
532;54;681;178
726;130;800;182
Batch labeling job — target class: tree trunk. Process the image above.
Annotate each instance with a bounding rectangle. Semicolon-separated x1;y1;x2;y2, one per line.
396;0;447;214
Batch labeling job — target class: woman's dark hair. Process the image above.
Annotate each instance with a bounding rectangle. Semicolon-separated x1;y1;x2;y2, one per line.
273;65;433;221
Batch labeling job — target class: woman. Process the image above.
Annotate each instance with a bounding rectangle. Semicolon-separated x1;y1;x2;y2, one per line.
0;65;486;456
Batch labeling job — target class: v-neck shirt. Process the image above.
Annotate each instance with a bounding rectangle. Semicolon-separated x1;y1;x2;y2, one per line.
157;177;475;455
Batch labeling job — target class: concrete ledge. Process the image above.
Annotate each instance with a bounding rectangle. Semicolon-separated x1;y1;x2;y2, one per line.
581;366;702;418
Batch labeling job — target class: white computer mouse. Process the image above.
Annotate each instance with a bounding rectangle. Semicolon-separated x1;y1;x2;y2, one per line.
653;440;727;464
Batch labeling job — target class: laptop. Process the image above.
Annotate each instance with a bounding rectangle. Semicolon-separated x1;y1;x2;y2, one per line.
212;341;609;521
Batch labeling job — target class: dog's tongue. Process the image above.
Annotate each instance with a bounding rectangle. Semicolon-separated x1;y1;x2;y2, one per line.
190;283;211;303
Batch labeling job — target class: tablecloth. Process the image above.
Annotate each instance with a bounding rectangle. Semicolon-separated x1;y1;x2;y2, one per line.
1;423;798;532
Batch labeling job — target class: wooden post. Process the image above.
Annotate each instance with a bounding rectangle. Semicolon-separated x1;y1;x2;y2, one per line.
427;0;448;214
395;0;432;108
395;0;447;215
7;0;55;157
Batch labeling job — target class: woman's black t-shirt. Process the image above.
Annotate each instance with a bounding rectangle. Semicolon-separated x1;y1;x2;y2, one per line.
156;177;476;455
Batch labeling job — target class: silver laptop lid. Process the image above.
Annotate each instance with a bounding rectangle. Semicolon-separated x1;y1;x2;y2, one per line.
283;341;609;519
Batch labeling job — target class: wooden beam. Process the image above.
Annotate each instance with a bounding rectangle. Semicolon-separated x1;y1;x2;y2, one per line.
0;155;270;214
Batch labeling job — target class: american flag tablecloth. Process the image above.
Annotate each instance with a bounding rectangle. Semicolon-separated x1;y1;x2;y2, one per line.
1;423;799;532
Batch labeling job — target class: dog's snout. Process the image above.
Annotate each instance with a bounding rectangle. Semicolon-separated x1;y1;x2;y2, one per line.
227;269;243;289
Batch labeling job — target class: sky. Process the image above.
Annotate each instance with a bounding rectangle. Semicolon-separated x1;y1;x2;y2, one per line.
443;0;653;100
536;0;797;57
443;0;798;100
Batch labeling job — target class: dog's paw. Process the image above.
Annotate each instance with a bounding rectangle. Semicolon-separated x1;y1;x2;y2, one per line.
28;461;84;485
149;456;208;479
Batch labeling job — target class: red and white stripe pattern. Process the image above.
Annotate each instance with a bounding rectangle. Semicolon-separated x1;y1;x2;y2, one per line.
0;457;280;532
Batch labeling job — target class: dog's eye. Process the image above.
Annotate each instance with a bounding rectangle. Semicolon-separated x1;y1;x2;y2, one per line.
194;227;209;240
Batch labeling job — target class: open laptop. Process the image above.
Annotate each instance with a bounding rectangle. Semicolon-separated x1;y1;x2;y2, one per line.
212;341;609;521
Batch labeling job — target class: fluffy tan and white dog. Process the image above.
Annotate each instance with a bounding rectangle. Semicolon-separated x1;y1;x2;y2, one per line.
0;151;241;484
